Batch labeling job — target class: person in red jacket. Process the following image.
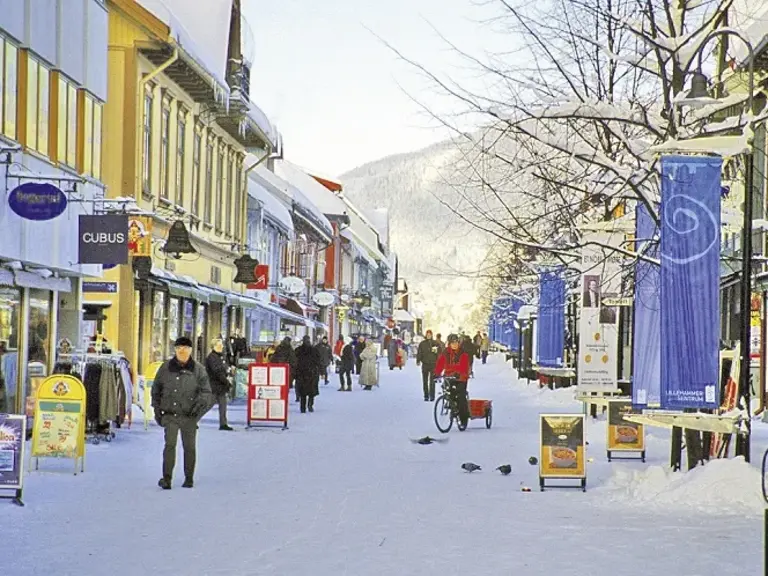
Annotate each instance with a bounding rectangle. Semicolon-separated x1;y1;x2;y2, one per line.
434;334;470;427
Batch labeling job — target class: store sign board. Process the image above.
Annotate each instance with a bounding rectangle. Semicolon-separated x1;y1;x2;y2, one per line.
539;414;586;486
247;264;269;290
8;182;68;221
0;414;26;495
128;216;153;256
279;275;305;295
82;281;118;293
247;363;289;429
312;291;335;307
78;215;129;265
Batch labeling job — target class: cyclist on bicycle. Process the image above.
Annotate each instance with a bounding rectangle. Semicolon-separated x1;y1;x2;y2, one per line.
434;334;470;427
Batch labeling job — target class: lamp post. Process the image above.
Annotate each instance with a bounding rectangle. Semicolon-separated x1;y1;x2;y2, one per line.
679;29;755;463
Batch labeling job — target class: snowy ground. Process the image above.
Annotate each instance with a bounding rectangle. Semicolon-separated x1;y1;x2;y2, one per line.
6;355;766;575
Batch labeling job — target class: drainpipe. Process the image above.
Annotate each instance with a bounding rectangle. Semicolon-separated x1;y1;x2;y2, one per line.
134;47;178;199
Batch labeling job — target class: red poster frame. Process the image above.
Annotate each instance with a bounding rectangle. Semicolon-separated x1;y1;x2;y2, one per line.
246;363;290;429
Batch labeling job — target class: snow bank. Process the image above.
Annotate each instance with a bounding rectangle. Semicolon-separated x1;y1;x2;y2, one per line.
600;457;764;516
506;364;578;408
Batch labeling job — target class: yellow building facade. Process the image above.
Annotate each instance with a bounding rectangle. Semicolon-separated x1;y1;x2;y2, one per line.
85;0;274;373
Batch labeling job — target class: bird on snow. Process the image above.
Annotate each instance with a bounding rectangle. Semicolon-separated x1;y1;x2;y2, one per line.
410;435;449;445
461;462;482;473
528;456;539;466
496;464;512;476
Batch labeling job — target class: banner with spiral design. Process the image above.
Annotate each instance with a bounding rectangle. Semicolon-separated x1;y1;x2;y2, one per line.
660;155;722;410
537;267;566;368
632;203;660;408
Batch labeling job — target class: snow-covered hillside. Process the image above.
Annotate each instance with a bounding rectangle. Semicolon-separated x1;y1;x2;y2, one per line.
341;140;490;334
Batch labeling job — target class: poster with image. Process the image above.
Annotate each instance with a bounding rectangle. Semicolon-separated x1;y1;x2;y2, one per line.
539;414;585;478
255;386;282;400
607;400;645;452
250;399;268;420
32;403;81;459
0;415;25;489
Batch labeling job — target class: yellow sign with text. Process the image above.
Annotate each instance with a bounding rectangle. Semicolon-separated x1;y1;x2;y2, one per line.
539;414;585;478
31;375;86;473
607;400;645;453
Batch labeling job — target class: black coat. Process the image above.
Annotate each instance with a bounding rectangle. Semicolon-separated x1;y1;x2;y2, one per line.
316;342;333;367
295;343;321;397
152;357;212;420
340;344;355;371
205;351;230;396
417;339;440;368
271;342;297;370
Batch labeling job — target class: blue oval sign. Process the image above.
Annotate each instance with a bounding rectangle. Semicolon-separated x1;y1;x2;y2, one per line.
8;182;68;221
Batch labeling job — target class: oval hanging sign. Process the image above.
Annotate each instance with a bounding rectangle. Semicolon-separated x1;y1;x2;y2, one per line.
278;275;305;295
312;291;335;307
8;182;68;221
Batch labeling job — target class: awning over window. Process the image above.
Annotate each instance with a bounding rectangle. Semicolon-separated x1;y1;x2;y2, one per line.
393;308;415;323
282;298;306;317
13;270;72;292
0;269;13;287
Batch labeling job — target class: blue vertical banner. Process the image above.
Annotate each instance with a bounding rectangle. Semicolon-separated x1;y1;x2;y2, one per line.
509;297;523;352
632;203;661;408
537;268;566;367
660;155;721;410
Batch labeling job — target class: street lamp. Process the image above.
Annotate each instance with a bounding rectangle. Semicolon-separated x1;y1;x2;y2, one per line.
679;29;755;462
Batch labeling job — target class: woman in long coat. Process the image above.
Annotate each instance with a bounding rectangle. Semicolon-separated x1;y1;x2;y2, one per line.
359;341;378;390
388;334;401;370
294;336;321;413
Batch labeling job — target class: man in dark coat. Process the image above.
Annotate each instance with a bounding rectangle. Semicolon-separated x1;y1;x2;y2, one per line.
339;338;355;392
416;330;440;401
315;336;333;385
205;338;233;431
152;336;212;490
270;336;298;400
295;336;321;413
462;335;477;378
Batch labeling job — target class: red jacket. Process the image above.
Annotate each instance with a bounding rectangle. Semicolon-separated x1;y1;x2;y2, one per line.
333;340;344;357
435;349;470;382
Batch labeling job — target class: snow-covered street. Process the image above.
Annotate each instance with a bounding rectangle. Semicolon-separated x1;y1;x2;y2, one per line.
7;356;765;576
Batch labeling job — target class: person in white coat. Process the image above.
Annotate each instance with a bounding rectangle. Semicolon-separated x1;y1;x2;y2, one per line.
359;341;379;390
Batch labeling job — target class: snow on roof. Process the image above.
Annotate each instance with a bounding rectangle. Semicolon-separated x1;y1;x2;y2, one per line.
247;101;279;150
273;161;348;219
136;0;232;97
366;208;390;247
250;161;333;241
246;176;294;235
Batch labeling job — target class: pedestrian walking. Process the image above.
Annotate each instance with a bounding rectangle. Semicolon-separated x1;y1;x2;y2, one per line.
435;333;445;354
315;335;333;385
359;340;378;390
416;330;440;401
338;337;355;391
152;336;212;490
295;336;321;413
271;336;297;400
480;332;490;365
462;335;477;378
204;338;234;431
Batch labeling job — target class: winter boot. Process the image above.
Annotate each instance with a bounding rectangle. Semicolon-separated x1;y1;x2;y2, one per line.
182;478;194;488
158;477;172;490
345;385;352;391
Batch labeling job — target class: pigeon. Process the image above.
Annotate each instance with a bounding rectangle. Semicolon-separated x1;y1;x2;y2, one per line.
528;456;539;466
496;464;512;476
461;462;482;473
410;436;449;445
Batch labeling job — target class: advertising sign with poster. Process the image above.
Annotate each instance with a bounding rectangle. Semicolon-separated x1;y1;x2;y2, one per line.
247;363;289;429
606;400;645;462
0;414;26;506
539;414;586;491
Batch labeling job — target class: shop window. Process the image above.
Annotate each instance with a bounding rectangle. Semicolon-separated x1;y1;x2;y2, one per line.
80;92;102;180
168;297;180;352
57;75;77;167
192;129;201;215
26;54;50;156
221;305;229;338
151;291;167;362
215;148;224;231
0;39;17;140
142;89;153;195
195;303;207;362
182;300;194;339
160;106;170;200
0;287;21;414
226;155;234;236
176;111;186;206
204;137;214;224
26;289;51;419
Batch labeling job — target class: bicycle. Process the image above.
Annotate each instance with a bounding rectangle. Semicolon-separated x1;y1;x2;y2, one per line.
433;376;493;433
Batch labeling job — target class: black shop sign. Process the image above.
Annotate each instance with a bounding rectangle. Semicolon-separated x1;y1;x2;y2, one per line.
78;215;129;265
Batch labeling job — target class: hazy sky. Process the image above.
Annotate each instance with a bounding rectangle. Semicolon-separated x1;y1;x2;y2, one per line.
244;0;506;177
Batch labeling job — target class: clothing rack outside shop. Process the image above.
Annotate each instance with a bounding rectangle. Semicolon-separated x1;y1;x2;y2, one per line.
54;351;134;445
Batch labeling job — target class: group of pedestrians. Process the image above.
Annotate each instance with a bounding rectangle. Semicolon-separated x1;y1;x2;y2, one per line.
333;334;379;391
